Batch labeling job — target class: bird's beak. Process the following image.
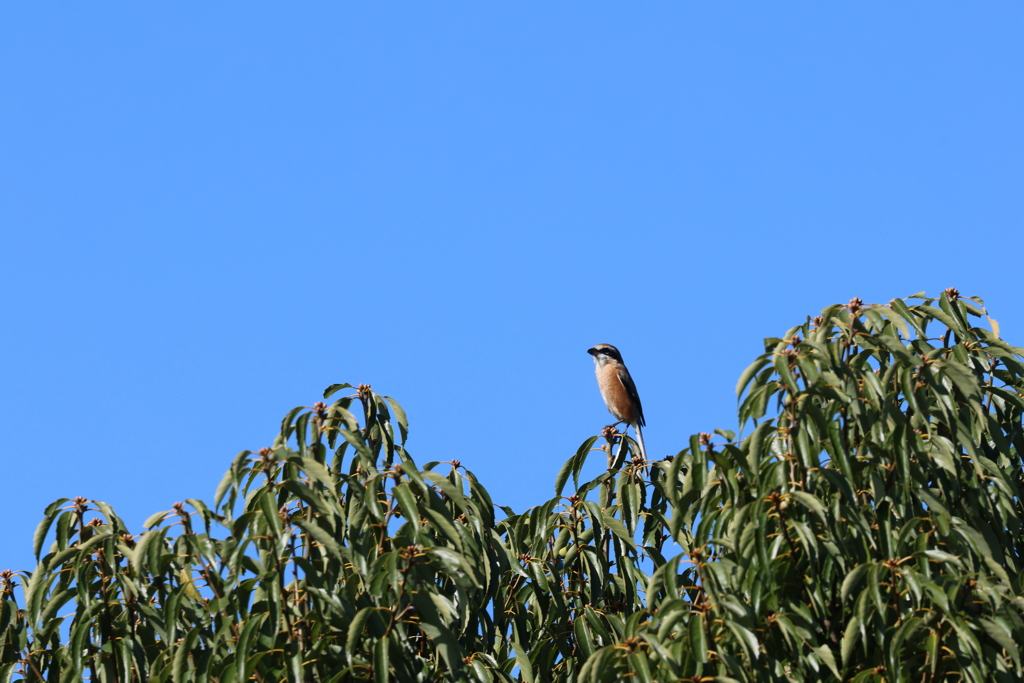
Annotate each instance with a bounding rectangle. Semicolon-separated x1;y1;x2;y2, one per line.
586;348;597;356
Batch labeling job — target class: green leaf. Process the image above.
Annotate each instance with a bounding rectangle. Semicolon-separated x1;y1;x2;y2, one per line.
323;383;354;399
724;620;760;661
346;607;380;658
556;436;599;497
422;471;468;511
236;613;269;683
954;525;1010;585
872;304;911;339
629;652;653;683
919;305;965;338
129;528;159;576
575;614;596;660
577;646;613;683
813;643;840;679
295;455;338;490
0;598;15;635
923;550;963;569
841;563;871;604
841;614;861;667
172;625;200;683
143;509;172;529
790;491;828;524
773;352;800;395
373;637;390;683
688;614;708;663
32;498;69;560
890;297;924;336
743;421;773;481
423;507;465;554
214;450;251;510
873;327;917;363
736;356;771;398
511;638;534;683
427;547;480;587
294;518;344;559
600;510;635;550
382;396;409;444
411;592;465;676
179;566;202;601
396;450;430;495
979;617;1020;670
391;483;420;523
714;428;736;442
68;602;102;680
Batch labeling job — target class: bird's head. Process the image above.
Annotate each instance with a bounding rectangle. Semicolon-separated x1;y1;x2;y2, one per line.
587;344;623;367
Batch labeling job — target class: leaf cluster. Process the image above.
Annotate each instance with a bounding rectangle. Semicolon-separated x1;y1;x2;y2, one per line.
3;293;1024;682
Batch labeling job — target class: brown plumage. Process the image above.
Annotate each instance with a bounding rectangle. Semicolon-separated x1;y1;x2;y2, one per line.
587;343;646;460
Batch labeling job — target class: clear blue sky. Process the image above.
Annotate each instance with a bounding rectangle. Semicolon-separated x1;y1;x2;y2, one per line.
2;3;1022;574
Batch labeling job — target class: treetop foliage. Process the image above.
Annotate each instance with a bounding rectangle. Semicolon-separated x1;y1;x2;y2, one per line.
3;290;1024;682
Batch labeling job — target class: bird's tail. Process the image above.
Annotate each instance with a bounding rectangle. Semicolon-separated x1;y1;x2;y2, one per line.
633;423;647;462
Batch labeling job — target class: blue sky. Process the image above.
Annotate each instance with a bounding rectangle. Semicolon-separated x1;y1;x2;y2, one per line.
2;3;1022;574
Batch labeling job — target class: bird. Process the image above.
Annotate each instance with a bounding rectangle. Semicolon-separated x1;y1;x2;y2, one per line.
587;344;646;462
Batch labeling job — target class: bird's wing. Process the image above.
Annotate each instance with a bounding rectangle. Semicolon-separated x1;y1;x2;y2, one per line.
617;367;645;427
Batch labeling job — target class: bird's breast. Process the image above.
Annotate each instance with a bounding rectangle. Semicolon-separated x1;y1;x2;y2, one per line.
596;366;637;424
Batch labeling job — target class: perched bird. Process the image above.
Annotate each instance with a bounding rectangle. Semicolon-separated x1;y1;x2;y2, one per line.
587;344;646;461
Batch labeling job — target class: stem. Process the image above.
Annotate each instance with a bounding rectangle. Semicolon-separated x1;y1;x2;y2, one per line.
96;550;120;683
776;504;799;558
568;509;586;606
600;478;615;568
982;357;999;414
24;654;45;682
888;564;901;625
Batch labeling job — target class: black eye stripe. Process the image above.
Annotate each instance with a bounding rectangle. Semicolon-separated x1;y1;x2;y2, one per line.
590;346;622;360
